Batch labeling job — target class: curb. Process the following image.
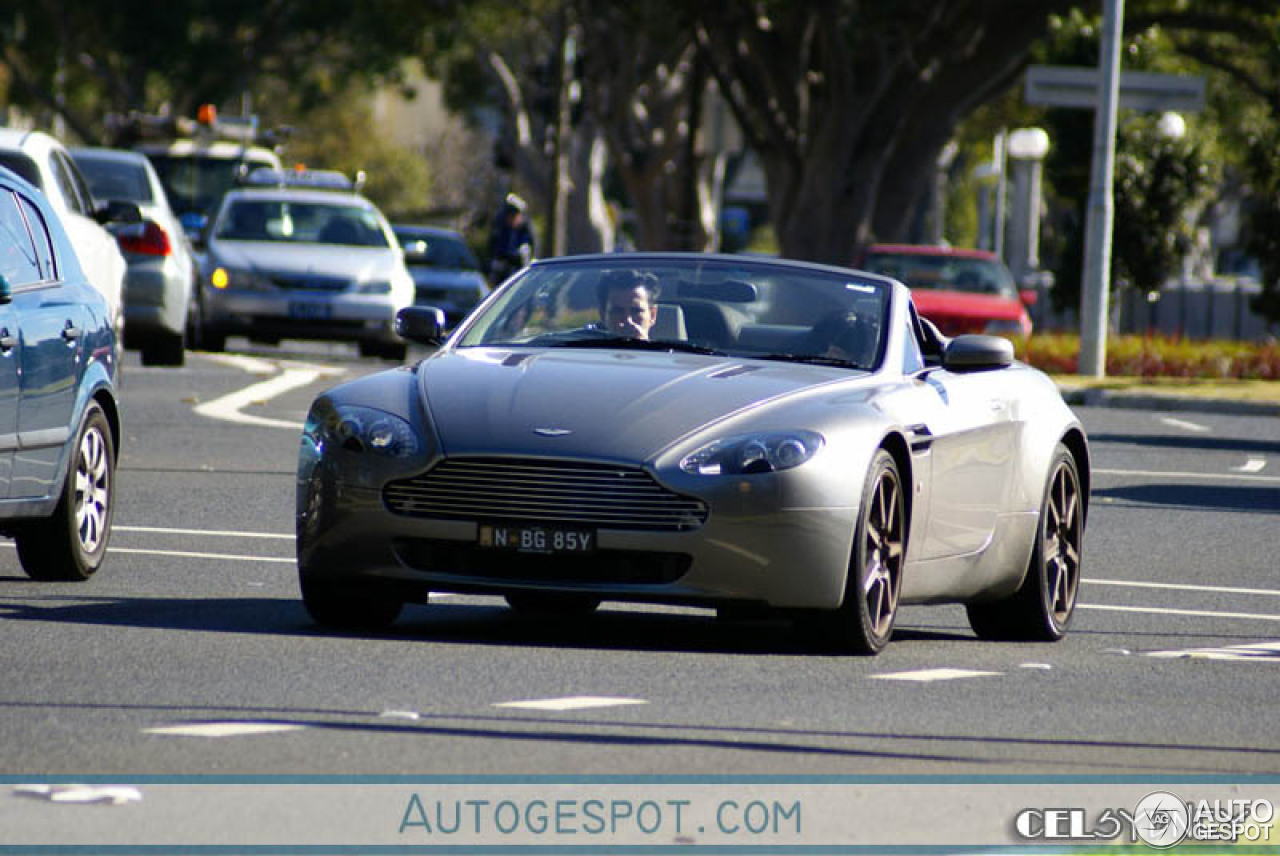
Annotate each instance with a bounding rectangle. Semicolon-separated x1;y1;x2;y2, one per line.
1058;386;1280;417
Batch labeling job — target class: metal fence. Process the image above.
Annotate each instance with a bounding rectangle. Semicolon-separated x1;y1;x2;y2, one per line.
1029;279;1278;342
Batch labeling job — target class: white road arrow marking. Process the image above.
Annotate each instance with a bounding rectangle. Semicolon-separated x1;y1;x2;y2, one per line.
193;357;345;430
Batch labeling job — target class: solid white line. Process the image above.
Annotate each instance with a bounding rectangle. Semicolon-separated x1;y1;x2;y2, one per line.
1086;578;1280;597
109;547;294;564
1094;467;1280;484
1079;603;1280;622
1160;416;1211;433
115;525;292;540
1232;458;1267;473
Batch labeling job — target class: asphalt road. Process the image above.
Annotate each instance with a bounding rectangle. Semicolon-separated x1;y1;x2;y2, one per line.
3;341;1278;778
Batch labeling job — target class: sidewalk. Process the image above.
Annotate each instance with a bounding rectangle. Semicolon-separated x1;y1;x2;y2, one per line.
1053;376;1280;417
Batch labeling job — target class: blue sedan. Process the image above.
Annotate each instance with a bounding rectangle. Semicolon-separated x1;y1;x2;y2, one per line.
0;166;121;580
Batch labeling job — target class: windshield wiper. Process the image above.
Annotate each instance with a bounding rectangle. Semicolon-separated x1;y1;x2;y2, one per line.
755;352;864;369
542;334;726;356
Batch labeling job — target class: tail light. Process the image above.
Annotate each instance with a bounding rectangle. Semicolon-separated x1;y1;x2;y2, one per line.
115;220;172;257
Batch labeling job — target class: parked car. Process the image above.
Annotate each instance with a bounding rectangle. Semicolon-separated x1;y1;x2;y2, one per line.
0;128;126;336
296;253;1089;654
71;147;197;366
859;244;1035;339
195;168;415;360
391;224;489;329
0;165;121;580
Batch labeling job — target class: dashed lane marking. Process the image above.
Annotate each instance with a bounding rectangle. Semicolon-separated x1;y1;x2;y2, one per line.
1232;458;1267;473
1159;416;1211;433
143;722;306;738
869;668;1003;682
493;696;648;711
1146;640;1280;661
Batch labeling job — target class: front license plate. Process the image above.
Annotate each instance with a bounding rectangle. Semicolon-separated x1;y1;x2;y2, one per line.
289;301;332;320
478;524;594;554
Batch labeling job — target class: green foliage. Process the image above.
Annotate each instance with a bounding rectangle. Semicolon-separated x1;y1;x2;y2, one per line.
1112;116;1217;294
284;91;433;219
1023;332;1280;379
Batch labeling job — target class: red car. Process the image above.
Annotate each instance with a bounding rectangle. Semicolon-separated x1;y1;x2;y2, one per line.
859;244;1035;339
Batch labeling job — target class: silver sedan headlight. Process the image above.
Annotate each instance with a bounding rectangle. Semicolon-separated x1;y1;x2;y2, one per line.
680;430;824;475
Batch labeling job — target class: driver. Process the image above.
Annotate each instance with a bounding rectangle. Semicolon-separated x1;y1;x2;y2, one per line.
597;270;660;339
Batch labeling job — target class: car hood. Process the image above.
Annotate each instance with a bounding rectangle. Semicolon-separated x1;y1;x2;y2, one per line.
210;241;400;279
420;348;855;461
910;288;1025;321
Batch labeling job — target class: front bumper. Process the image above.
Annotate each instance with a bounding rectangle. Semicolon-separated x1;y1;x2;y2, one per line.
205;289;406;343
297;469;858;610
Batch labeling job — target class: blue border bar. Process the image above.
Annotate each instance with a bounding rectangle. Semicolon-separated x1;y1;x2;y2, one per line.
4;775;1280;784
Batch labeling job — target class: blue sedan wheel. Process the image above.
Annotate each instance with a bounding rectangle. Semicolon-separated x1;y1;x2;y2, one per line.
16;403;115;581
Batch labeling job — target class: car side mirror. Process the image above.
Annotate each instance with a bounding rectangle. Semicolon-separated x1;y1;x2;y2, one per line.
942;334;1014;372
395;305;445;345
94;199;143;225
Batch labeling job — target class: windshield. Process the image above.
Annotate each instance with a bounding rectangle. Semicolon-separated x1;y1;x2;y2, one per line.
863;251;1018;299
215;199;390;247
394;229;480;271
148;153;278;218
74;158;154;203
455;257;890;370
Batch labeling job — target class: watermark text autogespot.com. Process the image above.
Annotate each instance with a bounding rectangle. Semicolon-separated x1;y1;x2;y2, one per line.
399;794;802;838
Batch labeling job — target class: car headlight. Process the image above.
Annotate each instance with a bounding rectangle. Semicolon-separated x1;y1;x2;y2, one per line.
680;430;824;475
210;266;271;291
355;280;392;295
320;404;419;457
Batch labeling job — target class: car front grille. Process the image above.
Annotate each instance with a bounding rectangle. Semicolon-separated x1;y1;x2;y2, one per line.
383;458;708;532
270;273;350;291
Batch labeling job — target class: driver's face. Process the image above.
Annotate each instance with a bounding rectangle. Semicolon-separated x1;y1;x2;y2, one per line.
603;286;657;339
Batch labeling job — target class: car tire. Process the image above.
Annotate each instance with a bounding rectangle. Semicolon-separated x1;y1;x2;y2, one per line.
804;449;905;655
504;592;602;617
198;322;226;353
15;402;115;582
359;341;408;362
300;578;403;630
966;444;1083;642
141;330;185;367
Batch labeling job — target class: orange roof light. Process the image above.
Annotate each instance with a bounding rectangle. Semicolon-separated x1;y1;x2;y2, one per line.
293;163;306;172
196;104;217;125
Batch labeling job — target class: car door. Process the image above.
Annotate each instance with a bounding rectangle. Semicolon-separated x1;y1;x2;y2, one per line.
0;187;38;498
8;189;85;500
876;309;1015;563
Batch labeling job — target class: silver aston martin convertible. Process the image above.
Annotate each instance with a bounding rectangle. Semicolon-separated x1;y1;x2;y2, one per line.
296;253;1089;654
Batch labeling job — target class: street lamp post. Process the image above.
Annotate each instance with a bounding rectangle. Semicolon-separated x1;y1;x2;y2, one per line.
1006;127;1050;288
1079;0;1125;378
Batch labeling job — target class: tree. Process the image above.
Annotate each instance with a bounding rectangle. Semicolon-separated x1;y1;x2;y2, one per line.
0;0;448;143
690;0;1078;266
